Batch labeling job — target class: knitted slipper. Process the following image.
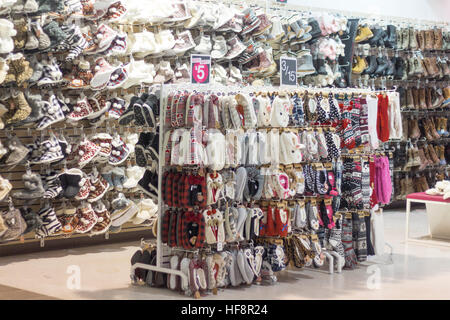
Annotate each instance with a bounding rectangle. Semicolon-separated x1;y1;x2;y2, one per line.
108;97;127;119
209;254;225;288
142;93;159;128
168;255;180;291
35;206;62;238
236;207;247;241
179;257;191;291
254;246;264;277
87;94;110;120
118;96;139;125
111;199;138;227
87;172;109;203
75;204;98;233
100;165;114;191
29;134;64;164
123;166;145;189
75;175;92;201
37;95;65;130
12;172;45;199
67;95;94;121
109;136;129;165
58;168;83;198
90;57;118;90
110;193;131;220
236;249;252;284
244;248;259;278
316;169;329;195
189;259;200;293
273;172;290;200
306;201;320;231
133;93;149;126
205;255;217;290
0;175;12;201
2;134;29;167
77;138;101;168
56;208;76;234
104;1;127;21
0;208;26;241
311;234;325;268
112;166;126;191
234;166;247;202
225;206;239;242
91;133;113;159
293;201;307;229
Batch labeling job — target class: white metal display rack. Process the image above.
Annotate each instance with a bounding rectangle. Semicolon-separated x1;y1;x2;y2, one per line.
130;82;399;294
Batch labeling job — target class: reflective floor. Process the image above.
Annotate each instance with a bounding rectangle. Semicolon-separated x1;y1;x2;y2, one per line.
1;208;450;300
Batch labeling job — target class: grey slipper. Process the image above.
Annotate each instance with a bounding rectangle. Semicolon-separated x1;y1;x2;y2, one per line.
234;167;247;202
236;249;253;285
224;206;238;242
220;251;233;287
0;208;27;241
12;172;45;199
236;207;247;241
244;208;253;241
229;250;243;287
3;135;29;167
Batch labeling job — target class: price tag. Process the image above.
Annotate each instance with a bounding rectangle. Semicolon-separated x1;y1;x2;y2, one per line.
280;56;297;86
217;242;223;252
191;54;211;84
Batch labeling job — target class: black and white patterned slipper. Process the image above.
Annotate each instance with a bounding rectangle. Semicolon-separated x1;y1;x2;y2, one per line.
133;94;149;126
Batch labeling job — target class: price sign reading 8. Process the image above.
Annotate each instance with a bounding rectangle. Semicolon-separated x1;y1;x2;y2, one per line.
280;56;297;86
191;54;211;84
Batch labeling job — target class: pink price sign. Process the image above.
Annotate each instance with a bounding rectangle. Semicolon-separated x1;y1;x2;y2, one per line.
190;54;211;84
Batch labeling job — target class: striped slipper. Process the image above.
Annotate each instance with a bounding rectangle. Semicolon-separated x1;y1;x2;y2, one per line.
35;206;62;238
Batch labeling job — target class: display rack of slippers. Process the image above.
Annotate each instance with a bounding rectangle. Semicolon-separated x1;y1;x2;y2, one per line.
0;0;164;249
348;20;450;202
128;83;396;297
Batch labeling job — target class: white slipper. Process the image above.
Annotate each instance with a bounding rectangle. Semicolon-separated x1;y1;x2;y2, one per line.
254;246;264;277
236;207;247;241
205;255;216;290
237;250;252;285
168;255;180;290
179;257;190;291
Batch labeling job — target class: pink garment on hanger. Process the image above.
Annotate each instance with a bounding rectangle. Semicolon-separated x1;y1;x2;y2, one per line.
374;156;392;204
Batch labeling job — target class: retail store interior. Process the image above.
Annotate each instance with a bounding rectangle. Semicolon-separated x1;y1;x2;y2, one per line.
0;0;449;300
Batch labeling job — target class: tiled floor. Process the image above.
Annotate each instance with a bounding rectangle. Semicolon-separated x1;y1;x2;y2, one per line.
1;208;450;300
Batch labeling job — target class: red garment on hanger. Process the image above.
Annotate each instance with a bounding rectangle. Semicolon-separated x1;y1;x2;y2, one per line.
265;206;276;236
376;94;390;142
274;208;289;237
369;156;378;208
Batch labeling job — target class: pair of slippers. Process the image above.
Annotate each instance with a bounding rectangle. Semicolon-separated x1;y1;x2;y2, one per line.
90;57;128;91
118;93;159;127
131;249;167;287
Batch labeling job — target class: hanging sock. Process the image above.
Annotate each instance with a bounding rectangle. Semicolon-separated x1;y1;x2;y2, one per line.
342;216;357;269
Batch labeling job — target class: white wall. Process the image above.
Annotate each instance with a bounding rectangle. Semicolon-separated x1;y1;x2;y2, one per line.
285;0;450;24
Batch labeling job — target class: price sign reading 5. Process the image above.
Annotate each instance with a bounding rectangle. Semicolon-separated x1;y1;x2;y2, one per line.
280;56;297;86
191;54;211;84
